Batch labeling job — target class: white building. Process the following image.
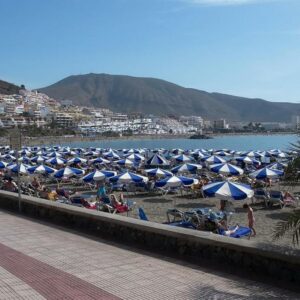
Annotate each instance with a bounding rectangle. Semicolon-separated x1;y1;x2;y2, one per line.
292;115;300;129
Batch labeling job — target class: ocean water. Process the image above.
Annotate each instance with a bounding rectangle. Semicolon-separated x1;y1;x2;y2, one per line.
61;134;298;151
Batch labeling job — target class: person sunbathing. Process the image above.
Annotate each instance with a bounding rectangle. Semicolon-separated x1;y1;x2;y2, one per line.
283;191;297;206
3;178;18;192
283;191;296;201
110;194;123;207
216;220;239;237
32;177;43;191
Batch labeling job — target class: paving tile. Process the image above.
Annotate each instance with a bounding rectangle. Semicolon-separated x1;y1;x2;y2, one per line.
0;211;298;300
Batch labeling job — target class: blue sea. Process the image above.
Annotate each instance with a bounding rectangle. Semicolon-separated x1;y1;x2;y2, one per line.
61;134;298;151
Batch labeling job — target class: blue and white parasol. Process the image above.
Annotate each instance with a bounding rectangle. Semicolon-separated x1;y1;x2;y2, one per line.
202;155;226;164
89;157;111;165
27;164;57;175
53;167;85;179
82;170;117;182
146;154;170;166
172;154;193;163
46;157;67;166
249;167;284;180
144;168;173;177
209;163;244;176
203;181;253;200
67;157;87;165
155;175;196;188
171;163;202;174
110;171;148;184
7;163;29;175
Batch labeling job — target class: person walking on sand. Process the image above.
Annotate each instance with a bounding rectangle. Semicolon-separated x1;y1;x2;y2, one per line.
243;203;256;238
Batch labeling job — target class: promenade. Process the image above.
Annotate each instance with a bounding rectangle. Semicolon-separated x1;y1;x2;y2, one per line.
0;211;298;299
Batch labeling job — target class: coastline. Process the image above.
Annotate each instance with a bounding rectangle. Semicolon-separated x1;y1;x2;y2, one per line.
0;131;296;147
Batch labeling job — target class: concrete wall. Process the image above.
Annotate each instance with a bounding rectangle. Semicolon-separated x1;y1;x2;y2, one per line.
0;190;300;286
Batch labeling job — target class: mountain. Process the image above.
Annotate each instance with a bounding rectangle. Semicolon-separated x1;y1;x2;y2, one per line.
39;73;300;122
0;79;20;95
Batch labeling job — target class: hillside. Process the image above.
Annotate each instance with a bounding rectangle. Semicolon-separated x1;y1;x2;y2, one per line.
0;80;20;95
39;73;300;122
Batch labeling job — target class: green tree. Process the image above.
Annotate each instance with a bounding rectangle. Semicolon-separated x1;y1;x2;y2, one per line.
273;140;300;246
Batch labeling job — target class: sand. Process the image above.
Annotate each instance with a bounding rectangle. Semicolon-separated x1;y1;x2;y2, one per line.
116;182;300;249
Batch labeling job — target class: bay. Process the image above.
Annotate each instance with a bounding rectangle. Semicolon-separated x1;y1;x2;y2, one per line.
61;134;298;151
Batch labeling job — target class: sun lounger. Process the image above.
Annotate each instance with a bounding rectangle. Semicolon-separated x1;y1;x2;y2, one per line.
218;226;251;238
166;208;185;223
253;188;269;206
167;221;197;229
138;207;149;221
268;190;284;208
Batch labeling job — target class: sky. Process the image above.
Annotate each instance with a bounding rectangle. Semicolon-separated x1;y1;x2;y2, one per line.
1;0;300;103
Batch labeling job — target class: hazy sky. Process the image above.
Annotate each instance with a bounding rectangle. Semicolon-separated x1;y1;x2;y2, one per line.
1;0;300;102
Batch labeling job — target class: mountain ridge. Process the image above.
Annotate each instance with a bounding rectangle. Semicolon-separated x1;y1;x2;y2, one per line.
36;73;300;122
0;79;21;95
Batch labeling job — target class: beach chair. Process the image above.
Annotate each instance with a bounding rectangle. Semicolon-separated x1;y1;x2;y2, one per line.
268;190;284;208
253;188;269;206
166;208;185;223
218;226;252;239
138;207;149;221
283;193;299;208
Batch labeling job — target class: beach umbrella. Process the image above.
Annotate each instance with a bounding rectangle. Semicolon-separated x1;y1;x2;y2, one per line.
171;148;185;155
214;150;231;157
116;158;135;167
268;162;288;170
202;155;226;165
36;150;48;156
155;175;196;188
125;153;145;162
171;163;202;174
258;151;272;158
53;167;85;179
144;168;173;177
209;163;244;176
81;170;117;182
89;157;111;165
27;164;57;175
7;163;29;175
235;156;261;165
31;155;48;164
269;149;282;156
1;154;16;161
146;154;170;166
124;148;144;154
47;151;62;158
277;152;289;159
61;149;78;156
17;156;31;164
172;154;193;163
191;150;207;159
249;167;284;180
202;181;253;200
0;161;8;169
110;171;148;184
103;150;120;160
18;149;32;156
46;157;67;166
241;151;260;158
67;157;87;165
83;151;99;157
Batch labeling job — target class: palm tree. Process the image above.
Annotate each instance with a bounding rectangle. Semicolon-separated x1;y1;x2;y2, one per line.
273;210;300;246
272;138;300;246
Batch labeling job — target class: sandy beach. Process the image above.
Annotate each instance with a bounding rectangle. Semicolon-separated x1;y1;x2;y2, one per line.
113;181;300;249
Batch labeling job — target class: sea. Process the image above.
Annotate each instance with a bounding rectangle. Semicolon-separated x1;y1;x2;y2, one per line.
60;134;298;151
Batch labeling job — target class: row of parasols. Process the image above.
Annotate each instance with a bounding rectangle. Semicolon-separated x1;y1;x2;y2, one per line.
0;150;288;202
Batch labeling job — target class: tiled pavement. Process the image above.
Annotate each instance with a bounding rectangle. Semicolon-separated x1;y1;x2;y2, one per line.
0;210;298;299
